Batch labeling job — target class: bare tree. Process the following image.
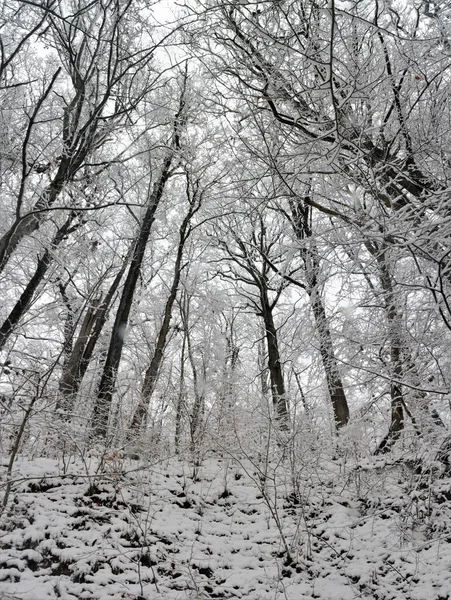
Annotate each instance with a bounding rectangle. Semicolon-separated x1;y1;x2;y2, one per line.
366;241;406;453
214;214;291;428
127;170;203;436
0;0;169;273
92;72;189;438
288;196;350;428
178;289;208;451
191;0;451;441
0;212;82;352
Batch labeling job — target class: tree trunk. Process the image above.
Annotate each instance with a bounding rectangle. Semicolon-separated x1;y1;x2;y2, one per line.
92;71;188;438
290;199;350;429
217;325;239;433
128;189;197;436
58;298;101;405
56;254;131;407
0;213;80;352
178;291;206;452
306;258;350;428
127;258;181;434
58;282;76;377
260;284;290;427
175;325;188;454
92;153;174;438
258;327;271;407
370;243;406;454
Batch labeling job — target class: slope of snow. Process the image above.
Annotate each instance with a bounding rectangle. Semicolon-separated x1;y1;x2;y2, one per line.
1;451;451;599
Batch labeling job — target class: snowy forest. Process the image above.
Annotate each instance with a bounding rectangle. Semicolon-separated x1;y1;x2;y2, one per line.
1;0;451;598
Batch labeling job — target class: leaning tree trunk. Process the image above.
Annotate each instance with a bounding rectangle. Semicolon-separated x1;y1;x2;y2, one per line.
56;254;131;411
93;75;188;438
92;74;188;439
0;212;80;352
127;245;183;435
290;198;350;429
305;248;350;428
57;297;101;407
128;185;199;437
77;261;130;388
92;156;174;437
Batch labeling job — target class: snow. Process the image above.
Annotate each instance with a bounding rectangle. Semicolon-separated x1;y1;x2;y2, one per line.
2;453;451;599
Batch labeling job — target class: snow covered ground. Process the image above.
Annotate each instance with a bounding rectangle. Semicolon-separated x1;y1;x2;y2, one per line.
1;450;451;599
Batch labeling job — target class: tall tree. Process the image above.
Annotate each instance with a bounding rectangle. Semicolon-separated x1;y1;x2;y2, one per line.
193;0;451;301
57;253;131;409
127;170;203;436
0;0;163;273
214;213;291;428
92;72;189;438
0;212;82;352
288;195;350;428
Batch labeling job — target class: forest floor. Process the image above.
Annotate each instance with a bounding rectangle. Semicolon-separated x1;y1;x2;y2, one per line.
1;448;451;600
